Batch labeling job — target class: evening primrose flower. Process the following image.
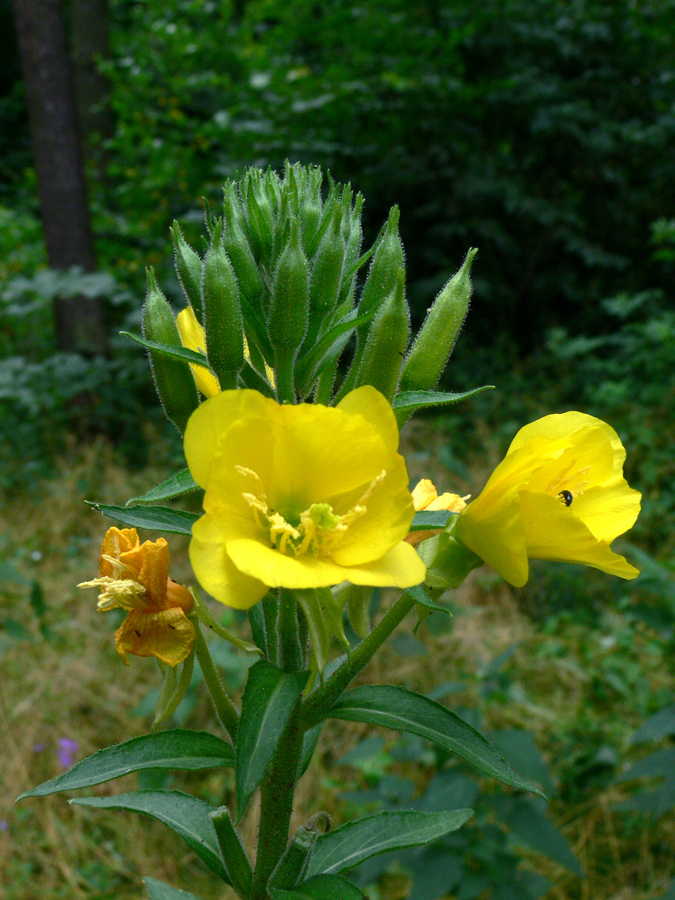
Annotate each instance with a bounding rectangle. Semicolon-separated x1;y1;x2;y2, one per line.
184;386;426;609
79;527;195;666
453;411;641;587
407;478;468;546
176;306;275;397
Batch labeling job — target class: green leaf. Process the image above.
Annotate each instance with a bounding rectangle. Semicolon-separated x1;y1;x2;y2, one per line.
329;686;544;796
144;876;205;900
86;502;198;535
126;469;200;506
503;798;583;876
236;661;309;817
270;875;365;900
403;584;452;618
306;810;473;876
122;331;212;369
393;386;494;414
18;730;235;799
70;790;230;883
410;510;455;531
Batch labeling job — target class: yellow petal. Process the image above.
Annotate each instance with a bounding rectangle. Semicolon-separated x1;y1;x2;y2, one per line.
114;607;196;666
519;490;639;579
226;537;425;589
412;479;439;510
455;489;530;587
176;307;221;398
189;532;268;610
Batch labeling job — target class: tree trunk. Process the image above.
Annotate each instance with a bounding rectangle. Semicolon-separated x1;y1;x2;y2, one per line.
12;0;108;353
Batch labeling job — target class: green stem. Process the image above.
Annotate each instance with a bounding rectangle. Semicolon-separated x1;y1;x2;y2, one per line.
300;589;416;727
276;588;304;672
193;621;239;740
250;712;305;899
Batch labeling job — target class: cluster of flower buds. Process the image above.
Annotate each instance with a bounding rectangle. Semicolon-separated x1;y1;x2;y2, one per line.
141;162;476;426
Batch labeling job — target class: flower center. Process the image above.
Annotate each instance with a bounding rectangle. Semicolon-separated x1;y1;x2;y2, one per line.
544;458;591;506
78;576;147;612
237;465;386;557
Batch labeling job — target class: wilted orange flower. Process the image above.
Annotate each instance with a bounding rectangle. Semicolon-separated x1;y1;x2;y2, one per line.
406;478;468;546
78;527;195;666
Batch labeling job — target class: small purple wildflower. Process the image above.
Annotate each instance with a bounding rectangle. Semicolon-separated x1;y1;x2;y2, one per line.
32;742;45;753
57;738;79;769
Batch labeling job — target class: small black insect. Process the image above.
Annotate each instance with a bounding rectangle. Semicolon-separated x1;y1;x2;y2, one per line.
558;490;573;507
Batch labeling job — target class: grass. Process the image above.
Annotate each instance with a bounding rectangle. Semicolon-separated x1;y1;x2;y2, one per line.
1;425;674;900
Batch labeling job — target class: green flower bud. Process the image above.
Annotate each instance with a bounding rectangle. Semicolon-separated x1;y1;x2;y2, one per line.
354;267;410;402
142;267;199;434
299;166;324;255
171;221;204;324
201;218;245;391
268;218;310;400
269;824;318;890
222;188;265;315
358;205;405;324
400;248;477;392
244;168;276;266
309;207;345;315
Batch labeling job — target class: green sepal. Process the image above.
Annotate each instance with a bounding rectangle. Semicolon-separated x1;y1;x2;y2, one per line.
17;729;235;799
125;469;199;506
210;807;253;897
418;524;483;590
410;510;454;531
403;583;452;619
328;685;545;796
270;875;365;900
70;791;230;883
306;810;474;877
86;502;198;535
193;591;261;655
236;660;309;818
269;823;319;890
145;876;205;900
153;650;195;728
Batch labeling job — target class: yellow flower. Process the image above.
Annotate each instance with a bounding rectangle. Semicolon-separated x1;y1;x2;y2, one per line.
176;306;275;397
176;306;221;397
406;478;468;546
454;411;641;587
184;386;426;609
79;527;195;666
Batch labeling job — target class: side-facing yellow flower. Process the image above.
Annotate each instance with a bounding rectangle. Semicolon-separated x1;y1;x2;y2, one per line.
184;386;426;609
79;527;195;666
454;411;641;587
406;478;468;546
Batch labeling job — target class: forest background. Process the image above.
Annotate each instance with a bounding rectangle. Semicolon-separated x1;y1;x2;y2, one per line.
2;1;675;899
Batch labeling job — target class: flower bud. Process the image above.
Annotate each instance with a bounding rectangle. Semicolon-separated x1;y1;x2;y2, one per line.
400;248;477;392
222;188;265;315
268;218;310;397
358;205;405;324
142;267;199;434
309;207;345;316
243;168;276;267
201;219;245;391
354;267;410;402
171;221;204;324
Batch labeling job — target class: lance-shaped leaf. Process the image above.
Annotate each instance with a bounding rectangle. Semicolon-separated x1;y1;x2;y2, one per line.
328;686;544;796
18;730;235;799
306;810;473;877
122;331;213;369
236;661;309;817
87;502;198;535
126;469;200;506
393;386;494;427
70;790;230;883
270;874;366;900
144;877;205;900
403;584;452;618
